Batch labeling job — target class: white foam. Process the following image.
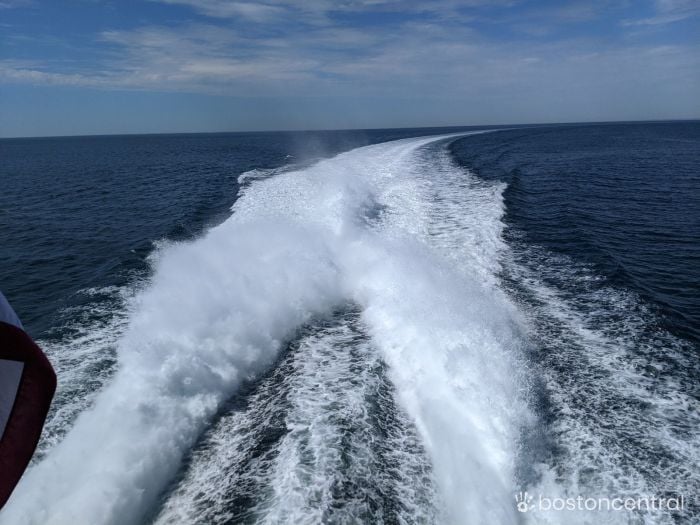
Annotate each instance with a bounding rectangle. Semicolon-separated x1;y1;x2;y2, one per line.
2;132;530;525
155;312;440;524
33;284;135;460
505;246;700;525
236;166;290;187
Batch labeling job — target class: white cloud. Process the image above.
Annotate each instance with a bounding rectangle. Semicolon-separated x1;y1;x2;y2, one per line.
0;0;698;127
0;0;33;8
2;17;698;115
151;0;507;25
156;0;287;21
623;0;700;26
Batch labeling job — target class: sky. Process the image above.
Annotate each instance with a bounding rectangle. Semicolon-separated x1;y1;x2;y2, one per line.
0;0;699;137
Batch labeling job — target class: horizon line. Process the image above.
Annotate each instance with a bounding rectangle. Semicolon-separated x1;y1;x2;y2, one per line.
1;117;698;141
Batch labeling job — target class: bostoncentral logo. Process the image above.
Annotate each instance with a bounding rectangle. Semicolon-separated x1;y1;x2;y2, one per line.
515;492;534;513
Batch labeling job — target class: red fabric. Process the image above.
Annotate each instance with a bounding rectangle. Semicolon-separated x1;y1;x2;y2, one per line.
0;321;56;509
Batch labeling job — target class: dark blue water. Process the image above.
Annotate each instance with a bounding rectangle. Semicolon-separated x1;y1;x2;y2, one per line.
452;122;700;344
1;122;698;524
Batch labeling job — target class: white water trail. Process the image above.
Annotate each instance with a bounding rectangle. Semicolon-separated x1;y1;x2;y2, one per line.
2;132;530;525
155;310;440;524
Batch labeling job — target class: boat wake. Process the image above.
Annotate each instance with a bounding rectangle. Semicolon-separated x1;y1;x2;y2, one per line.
1;133;540;525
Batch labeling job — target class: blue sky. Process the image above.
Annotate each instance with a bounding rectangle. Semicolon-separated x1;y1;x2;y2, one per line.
1;0;699;137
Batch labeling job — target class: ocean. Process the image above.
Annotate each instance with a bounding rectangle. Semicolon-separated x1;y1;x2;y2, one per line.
0;122;698;524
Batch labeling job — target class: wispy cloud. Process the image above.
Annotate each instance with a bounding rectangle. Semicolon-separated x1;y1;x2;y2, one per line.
156;0;288;22
1;0;698;127
0;0;34;8
152;0;508;25
2;16;698;109
623;0;700;26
